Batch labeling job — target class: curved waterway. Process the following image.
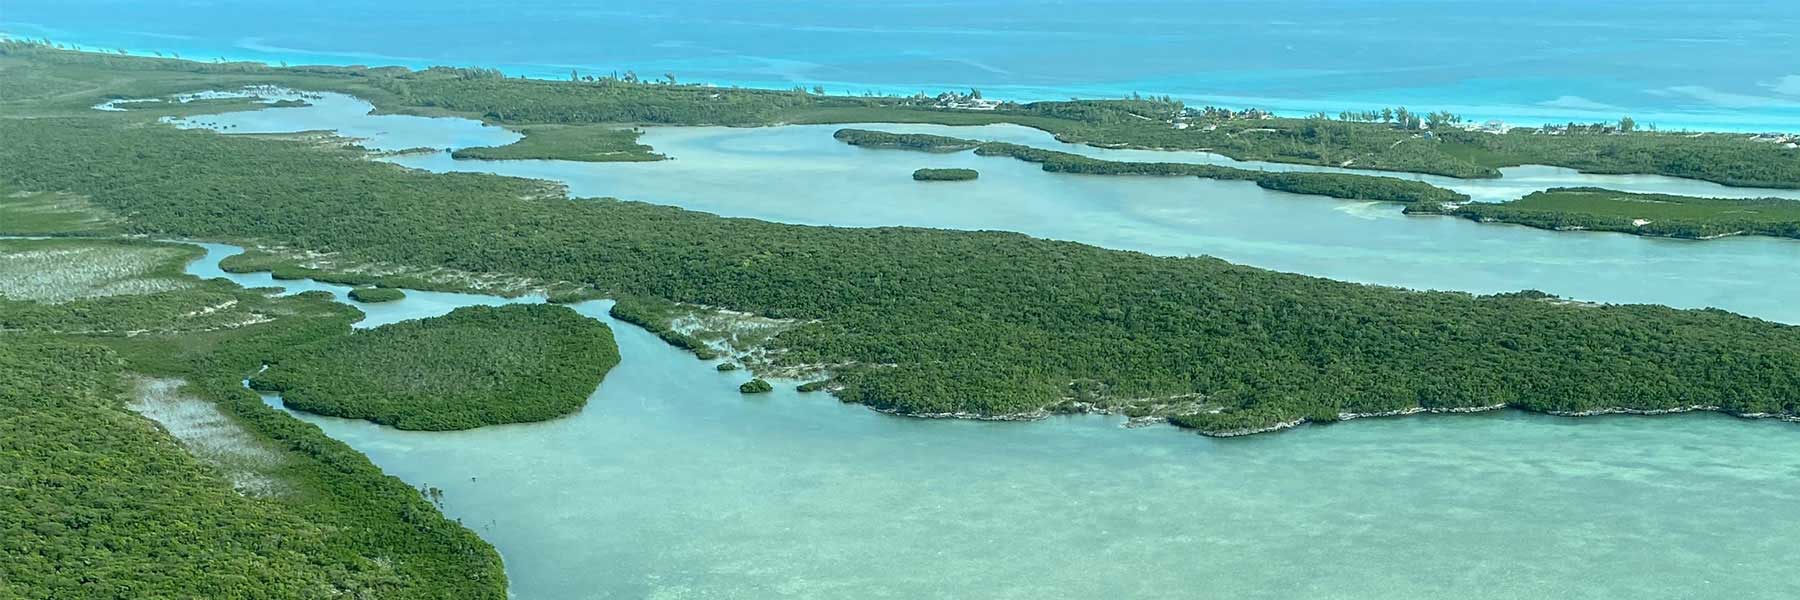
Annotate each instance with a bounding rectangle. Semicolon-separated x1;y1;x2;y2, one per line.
177;240;1800;599
173;93;1800;323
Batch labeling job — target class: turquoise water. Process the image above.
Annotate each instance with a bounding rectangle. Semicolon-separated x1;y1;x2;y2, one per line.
179;240;1800;600
13;3;1799;594
8;1;1800;131
176;94;1800;324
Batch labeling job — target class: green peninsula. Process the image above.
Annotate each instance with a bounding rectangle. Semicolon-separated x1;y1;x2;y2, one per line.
452;124;665;162
1414;187;1800;240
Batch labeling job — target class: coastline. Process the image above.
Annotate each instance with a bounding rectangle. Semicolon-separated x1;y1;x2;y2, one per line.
6;29;1795;135
857;399;1800;438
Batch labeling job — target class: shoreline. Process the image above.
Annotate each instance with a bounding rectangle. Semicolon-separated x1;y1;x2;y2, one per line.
858;399;1800;438
170;243;1800;441
26;42;1800;196
6;30;1794;136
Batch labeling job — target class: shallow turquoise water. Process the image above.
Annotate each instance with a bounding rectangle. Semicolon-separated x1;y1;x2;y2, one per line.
9;0;1800;131
17;5;1799;593
181;241;1800;600
178;94;1800;324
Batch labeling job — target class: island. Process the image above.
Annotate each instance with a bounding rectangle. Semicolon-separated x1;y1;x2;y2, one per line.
348;286;405;302
913;167;978;181
739;378;774;393
250;304;619;430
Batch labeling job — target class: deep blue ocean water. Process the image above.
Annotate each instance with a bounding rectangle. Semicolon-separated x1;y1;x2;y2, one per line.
7;1;1800;130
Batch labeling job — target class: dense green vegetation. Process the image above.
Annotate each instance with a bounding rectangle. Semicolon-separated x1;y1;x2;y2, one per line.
7;111;1800;435
836;128;981;152
0;337;377;599
349;287;406;302
973;141;1468;203
973;100;1800;188
451;124;665;162
1434;128;1800;188
251;304;618;430
1418;187;1800;240
1251;172;1459;204
6;39;1800;597
0;239;507;598
835;130;1467;204
739;379;774;394
608;296;720;360
913;168;979;181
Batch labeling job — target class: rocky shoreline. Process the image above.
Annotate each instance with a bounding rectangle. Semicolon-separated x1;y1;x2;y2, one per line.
1200;417;1306;438
1336;403;1510;422
861;399;1800;437
1542;404;1800;423
867;406;1051;422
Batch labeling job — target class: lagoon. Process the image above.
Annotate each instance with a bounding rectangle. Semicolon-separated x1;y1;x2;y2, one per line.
178;93;1800;324
181;239;1800;600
